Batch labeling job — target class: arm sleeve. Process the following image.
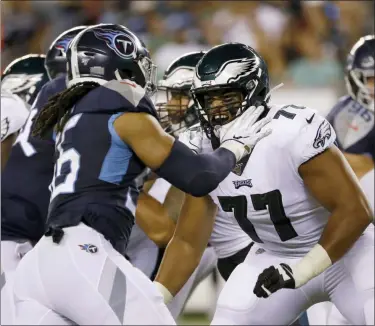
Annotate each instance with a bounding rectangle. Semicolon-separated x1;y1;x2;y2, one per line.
290;113;337;168
155;140;236;197
1;95;29;141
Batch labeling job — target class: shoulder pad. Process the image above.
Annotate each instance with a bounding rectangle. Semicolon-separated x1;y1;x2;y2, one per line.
75;80;157;118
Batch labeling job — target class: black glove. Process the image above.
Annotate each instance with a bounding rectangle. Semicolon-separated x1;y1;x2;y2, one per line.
253;263;296;298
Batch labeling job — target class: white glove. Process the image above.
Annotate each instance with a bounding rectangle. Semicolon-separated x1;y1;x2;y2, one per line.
178;126;204;154
218;106;272;161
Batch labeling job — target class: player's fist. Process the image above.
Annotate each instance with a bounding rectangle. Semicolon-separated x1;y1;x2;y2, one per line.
218;106;272;162
253;263;296;298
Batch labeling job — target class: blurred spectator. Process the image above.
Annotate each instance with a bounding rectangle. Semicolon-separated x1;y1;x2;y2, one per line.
1;0;373;89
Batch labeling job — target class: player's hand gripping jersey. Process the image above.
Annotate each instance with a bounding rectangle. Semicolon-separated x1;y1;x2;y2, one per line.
201;104;336;257
1;91;29;142
1;75;66;242
327;95;374;160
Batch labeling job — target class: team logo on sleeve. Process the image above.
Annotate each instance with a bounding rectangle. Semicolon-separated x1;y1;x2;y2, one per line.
1;118;10;140
79;243;98;253
313;120;332;149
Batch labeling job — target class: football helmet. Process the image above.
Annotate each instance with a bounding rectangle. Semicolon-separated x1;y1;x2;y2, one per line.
156;51;205;137
66;24;157;95
1;54;49;106
345;35;374;111
190;43;270;137
45;25;88;80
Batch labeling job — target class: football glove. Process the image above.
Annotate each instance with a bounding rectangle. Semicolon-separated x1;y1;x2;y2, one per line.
253;263;296;298
178;126;204;154
218;106;272;162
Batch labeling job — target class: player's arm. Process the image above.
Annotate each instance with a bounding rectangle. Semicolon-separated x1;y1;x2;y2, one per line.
153;194;217;301
342;152;374;179
290;117;372;288
136;184;176;247
299;146;372;259
114;112;237;197
254;113;372;298
136;179;186;247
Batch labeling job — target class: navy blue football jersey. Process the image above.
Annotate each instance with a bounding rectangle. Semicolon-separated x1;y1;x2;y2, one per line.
327;95;375;162
1;75;67;242
47;80;157;253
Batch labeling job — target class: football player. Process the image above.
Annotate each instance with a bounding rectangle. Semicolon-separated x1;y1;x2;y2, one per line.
308;35;375;326
14;24;271;325
135;51;219;319
1;54;48;170
327;35;374;214
150;43;374;325
1;26;87;325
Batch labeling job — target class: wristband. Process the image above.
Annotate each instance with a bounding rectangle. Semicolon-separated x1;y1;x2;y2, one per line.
291;244;332;288
219;140;245;162
153;281;173;304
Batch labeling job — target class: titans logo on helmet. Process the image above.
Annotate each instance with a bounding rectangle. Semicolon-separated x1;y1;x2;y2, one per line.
93;28;136;59
55;37;73;57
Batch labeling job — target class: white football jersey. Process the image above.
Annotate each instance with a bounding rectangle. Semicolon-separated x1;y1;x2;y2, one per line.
186;105;336;257
178;124;253;259
1;91;29;141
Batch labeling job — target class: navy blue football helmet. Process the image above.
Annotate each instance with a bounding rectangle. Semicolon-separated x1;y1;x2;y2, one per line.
345;35;374;111
1;54;49;106
45;26;88;80
66;24;157;95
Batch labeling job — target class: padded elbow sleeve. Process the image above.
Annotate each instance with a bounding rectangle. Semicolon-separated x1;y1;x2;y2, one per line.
155;140;236;197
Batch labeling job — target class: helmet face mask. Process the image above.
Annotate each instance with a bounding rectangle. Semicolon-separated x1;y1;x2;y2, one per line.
156;51;205;137
192;85;245;127
345;69;374;111
345;35;375;111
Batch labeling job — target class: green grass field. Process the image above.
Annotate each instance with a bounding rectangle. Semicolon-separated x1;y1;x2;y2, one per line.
178;313;210;325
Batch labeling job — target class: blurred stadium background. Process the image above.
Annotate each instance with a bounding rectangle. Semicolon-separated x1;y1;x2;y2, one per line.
1;1;374;324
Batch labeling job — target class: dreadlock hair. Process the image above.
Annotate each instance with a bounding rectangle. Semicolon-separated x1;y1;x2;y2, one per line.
31;82;100;138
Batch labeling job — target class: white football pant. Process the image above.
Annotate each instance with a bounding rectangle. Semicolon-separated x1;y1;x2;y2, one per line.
1;240;33;325
12;223;176;325
211;230;374;325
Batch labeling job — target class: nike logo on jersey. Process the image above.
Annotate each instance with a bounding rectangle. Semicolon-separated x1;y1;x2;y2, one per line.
306;113;315;124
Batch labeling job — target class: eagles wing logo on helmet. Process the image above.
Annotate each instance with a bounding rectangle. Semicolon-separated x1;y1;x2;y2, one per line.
216;58;258;84
313;120;332;149
1;73;44;94
55;37;73;57
93;29;136;59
